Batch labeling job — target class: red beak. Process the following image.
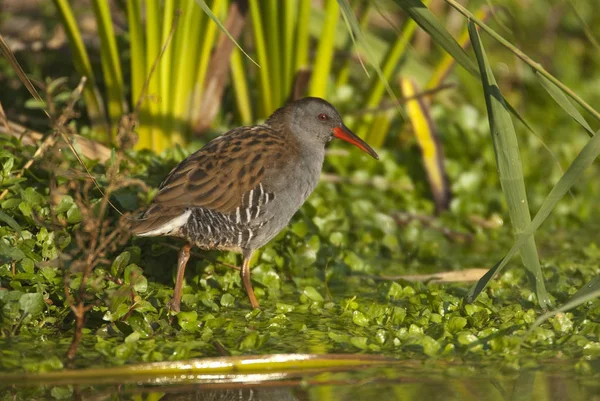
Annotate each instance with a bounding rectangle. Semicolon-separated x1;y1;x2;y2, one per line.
333;125;379;160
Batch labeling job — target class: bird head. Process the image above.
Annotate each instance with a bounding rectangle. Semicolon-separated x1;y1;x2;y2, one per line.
269;97;379;160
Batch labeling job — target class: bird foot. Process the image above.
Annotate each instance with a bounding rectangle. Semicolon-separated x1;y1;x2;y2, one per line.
166;298;181;313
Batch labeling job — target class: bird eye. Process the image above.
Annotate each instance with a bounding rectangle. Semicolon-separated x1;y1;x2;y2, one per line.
318;113;328;121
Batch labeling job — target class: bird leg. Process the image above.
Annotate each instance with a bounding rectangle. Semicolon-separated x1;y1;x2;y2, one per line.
167;243;192;313
241;250;259;309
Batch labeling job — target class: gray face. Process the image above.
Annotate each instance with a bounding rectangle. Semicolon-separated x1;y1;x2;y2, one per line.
288;97;343;145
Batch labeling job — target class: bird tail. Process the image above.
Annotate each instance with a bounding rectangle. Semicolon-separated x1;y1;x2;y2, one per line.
130;205;190;237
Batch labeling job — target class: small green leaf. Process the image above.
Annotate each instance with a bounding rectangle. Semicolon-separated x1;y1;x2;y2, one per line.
18;292;44;318
302;286;324;302
124;264;147;293
111;251;131;277
24;98;48;110
446;316;467;334
220;293;235;308
352;310;369;327
0;241;25;262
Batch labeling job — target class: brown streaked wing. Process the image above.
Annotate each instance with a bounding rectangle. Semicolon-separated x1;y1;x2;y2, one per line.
151;125;293;214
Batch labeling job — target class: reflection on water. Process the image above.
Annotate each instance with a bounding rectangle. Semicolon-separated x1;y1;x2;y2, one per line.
160;388;298;401
4;368;599;401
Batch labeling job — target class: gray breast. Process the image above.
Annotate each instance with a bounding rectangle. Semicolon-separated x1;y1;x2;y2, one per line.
244;149;325;250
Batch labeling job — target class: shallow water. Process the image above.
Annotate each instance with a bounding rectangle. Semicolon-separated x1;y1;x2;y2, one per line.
2;359;599;401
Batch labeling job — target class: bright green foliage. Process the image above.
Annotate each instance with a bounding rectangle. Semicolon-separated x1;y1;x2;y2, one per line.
1;109;600;374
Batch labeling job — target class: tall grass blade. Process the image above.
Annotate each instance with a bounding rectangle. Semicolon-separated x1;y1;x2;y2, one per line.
194;0;259;67
468;22;551;309
536;72;594;136
0;36;44;105
567;0;600;53
365;111;395;149
444;0;600;124
467;127;600;303
145;0;165;149
281;0;296;100
52;0;108;140
230;48;253;124
401;77;450;212
295;0;311;71
426;8;488;89
92;0;126;142
191;0;227;129
264;0;282;107
336;2;371;88
158;0;176;140
393;1;534;137
309;0;340;98
392;0;478;77
356;6;419;140
0;354;397;386
529;285;600;332
170;0;204;144
126;0;151;150
338;0;402;109
249;0;273;116
127;0;146;104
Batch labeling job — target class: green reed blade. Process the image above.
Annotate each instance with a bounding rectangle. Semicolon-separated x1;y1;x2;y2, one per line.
92;0;125;143
468;22;551;308
190;0;227;129
393;0;478;77
52;0;109;141
145;0;163;149
230;48;253;124
158;0;175;139
171;0;204;144
530;285;600;332
249;0;273;116
309;0;340;98
336;2;371;88
295;0;311;71
194;0;259;67
126;0;152;150
536;72;595;136
264;0;282;107
281;0;296;100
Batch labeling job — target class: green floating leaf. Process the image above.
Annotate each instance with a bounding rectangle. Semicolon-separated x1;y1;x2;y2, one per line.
352;310;369;327
302;286;324;302
536;71;595;136
220;293;235;308
466;22;550;308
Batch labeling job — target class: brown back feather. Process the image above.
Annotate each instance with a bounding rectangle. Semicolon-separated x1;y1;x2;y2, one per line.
131;125;296;235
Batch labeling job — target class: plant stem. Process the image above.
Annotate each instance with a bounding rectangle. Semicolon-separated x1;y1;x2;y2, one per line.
444;0;600;125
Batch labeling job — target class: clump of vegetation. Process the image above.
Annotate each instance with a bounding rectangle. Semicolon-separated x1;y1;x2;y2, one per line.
0;2;600;399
